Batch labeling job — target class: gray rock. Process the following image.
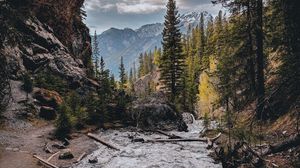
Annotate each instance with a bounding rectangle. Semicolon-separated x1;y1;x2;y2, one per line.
59;149;74;160
88;157;98;164
129;92;187;131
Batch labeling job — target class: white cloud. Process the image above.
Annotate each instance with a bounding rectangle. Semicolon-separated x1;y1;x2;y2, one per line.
85;0;222;15
116;2;164;14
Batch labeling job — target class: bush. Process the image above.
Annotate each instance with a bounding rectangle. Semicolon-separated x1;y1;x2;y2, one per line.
34;72;67;94
55;103;72;139
22;73;33;100
203;112;211;129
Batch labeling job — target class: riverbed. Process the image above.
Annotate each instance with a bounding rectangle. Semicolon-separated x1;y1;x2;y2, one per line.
73;120;222;168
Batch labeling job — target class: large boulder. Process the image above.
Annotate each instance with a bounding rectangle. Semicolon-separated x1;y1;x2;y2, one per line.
34;89;63;108
39;106;56;120
129;92;187;131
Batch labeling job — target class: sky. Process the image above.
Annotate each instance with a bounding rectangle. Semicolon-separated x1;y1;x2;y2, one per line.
84;0;223;34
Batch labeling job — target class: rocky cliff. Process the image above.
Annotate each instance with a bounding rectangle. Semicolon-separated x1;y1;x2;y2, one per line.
0;0;93;87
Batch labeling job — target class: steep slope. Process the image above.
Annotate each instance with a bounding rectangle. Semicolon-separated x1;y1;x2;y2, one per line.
97;12;210;76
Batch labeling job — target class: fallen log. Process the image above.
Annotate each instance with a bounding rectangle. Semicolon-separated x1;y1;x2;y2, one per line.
263;134;300;155
33;155;59;168
74;152;87;163
44;143;53;154
47;151;60;162
87;133;120;150
156;130;182;139
146;133;221;143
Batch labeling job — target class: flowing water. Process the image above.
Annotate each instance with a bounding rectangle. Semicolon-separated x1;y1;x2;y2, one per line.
73;120;222;168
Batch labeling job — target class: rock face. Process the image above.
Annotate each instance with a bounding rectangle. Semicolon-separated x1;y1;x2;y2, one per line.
1;0;92;84
129;92;188;131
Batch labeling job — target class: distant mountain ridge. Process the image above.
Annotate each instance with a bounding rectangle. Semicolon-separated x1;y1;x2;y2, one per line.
96;12;210;76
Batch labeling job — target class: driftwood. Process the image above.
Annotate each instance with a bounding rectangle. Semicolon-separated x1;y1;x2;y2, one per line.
47;151;60;162
33;155;59;168
44;143;53;154
74;152;87;163
156;130;182;139
146;133;221;143
87;133;120;150
264;134;300;155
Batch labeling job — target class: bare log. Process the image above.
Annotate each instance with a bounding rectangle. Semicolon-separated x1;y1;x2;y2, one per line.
74;152;87;163
87;133;120;150
33;155;59;168
264;134;300;155
47;151;60;162
147;133;221;143
44;143;53;154
156;130;182;139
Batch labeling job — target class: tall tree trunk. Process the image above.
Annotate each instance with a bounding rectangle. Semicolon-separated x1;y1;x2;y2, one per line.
247;0;256;94
255;0;266;120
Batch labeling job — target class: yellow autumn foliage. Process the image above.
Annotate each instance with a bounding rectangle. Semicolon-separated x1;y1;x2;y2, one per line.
197;56;219;117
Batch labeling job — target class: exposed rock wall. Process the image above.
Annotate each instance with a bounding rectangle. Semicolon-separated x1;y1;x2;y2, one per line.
0;0;92;85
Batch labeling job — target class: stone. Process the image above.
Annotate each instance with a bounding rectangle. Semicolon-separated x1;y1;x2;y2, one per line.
34;89;63;108
39;106;56;120
59;149;74;160
129;92;188;131
88;157;98;164
182;112;195;124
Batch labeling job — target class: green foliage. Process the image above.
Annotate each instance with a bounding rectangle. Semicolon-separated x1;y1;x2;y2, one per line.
34;72;67;94
119;56;126;90
203;113;210;129
160;0;185;103
55;103;72;139
22;73;33;100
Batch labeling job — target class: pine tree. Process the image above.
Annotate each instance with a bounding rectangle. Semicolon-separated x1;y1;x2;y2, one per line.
255;0;266;120
138;53;144;78
23;73;33;101
92;31;100;78
199;12;206;60
160;0;185;103
119;56;126;91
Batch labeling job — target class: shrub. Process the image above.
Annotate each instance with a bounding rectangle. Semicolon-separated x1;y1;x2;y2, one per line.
203;112;210;129
55;103;72;139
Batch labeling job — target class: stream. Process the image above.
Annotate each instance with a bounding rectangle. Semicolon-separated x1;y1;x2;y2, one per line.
73;120;222;168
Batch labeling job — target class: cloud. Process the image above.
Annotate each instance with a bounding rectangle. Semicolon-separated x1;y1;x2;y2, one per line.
116;2;164;14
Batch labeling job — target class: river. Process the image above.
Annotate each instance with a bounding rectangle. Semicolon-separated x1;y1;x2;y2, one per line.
73;120;222;168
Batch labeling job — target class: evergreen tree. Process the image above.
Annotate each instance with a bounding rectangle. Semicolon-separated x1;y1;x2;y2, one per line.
255;0;266;120
92;30;100;78
23;73;33;101
119;56;126;91
160;0;185;103
138;53;144;78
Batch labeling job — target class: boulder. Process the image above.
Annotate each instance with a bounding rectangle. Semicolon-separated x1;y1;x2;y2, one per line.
39;106;56;120
58;149;74;160
182;112;195;124
34;89;63;108
88;157;98;164
129;92;188;131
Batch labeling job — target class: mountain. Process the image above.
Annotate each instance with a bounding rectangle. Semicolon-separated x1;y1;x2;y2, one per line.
97;12;210;76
